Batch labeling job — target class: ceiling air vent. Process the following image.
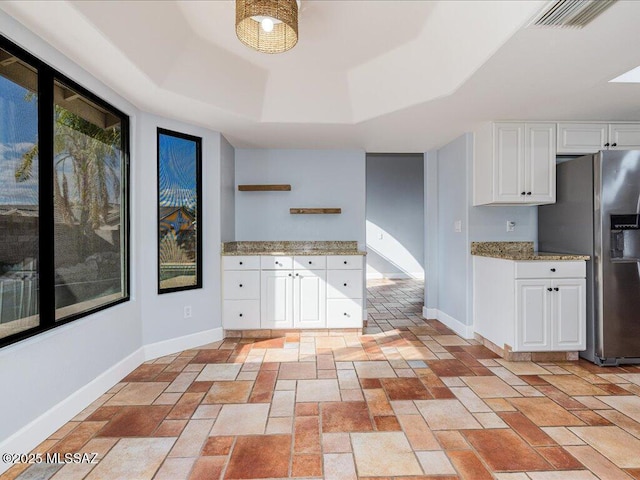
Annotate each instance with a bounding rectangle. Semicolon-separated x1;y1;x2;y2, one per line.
530;0;617;28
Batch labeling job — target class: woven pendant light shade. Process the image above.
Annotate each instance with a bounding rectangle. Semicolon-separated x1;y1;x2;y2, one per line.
236;0;298;54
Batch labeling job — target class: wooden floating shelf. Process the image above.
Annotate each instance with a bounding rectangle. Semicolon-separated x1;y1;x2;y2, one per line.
238;184;291;191
290;208;342;215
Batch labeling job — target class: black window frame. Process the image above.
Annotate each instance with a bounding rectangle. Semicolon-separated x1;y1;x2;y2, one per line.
156;128;203;295
0;34;130;349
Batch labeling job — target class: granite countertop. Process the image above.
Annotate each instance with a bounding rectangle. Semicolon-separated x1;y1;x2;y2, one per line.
471;241;590;261
222;241;367;256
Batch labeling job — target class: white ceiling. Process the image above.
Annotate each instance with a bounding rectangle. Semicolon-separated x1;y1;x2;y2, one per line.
2;0;640;152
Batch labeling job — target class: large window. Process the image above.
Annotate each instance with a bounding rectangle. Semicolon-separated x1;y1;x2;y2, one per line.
157;129;202;293
0;36;129;347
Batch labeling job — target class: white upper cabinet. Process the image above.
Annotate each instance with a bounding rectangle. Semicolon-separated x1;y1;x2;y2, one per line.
557;122;640;154
526;123;556;204
609;124;640;150
474;122;556;205
556;123;608;154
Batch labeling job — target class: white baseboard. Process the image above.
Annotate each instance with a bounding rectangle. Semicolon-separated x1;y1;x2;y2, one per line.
422;307;475;339
0;327;224;475
0;348;144;474
366;272;425;280
143;327;224;360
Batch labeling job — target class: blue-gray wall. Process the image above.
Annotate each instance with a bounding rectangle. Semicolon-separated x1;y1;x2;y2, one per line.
366;154;424;279
425;132;537;331
235;149;366;247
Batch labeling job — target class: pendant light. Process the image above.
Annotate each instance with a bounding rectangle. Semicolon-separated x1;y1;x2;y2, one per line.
236;0;299;54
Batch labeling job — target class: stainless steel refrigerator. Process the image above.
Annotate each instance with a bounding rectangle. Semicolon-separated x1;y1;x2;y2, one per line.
538;150;640;365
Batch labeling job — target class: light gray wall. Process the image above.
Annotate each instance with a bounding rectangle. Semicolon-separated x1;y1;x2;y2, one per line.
138;114;223;345
220;135;235;243
0;10;142;445
0;12;226;457
366;154;424;279
425;133;537;327
424;151;439;310
435;134;472;324
235;149;366;246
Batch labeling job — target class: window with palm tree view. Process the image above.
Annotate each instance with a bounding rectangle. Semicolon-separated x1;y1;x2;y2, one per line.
157;129;201;293
0;38;128;346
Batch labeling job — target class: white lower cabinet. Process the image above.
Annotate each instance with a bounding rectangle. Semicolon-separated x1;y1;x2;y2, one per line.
261;270;294;328
294;270;326;328
222;259;261;329
327;298;363;328
223;254;363;330
223;299;260;329
515;278;585;351
474;257;586;352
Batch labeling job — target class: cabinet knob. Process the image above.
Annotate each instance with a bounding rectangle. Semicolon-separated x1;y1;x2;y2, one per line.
343;312;348;316
343;283;347;286
288;273;292;277
239;284;243;287
521;191;526;196
239;313;243;317
343;261;348;264
550;268;556;272
547;287;553;292
296;273;299;276
554;287;559;291
604;142;610;147
526;192;532;195
308;261;312;264
612;142;617;147
239;261;243;265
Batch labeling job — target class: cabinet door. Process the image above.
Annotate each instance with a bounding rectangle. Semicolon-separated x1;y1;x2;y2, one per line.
515;280;551;351
293;270;326;328
556;123;607;154
326;269;363;299
261;271;293;328
223;271;260;300
609;124;640;150
493;123;525;203
552;279;586;350
223;300;260;329
525;123;556;204
327;298;363;328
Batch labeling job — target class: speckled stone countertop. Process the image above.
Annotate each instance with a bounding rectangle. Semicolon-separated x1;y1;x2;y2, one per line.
222;241;367;256
471;242;590;261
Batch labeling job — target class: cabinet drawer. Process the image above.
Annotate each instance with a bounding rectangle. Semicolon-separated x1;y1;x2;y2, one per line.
260;255;293;270
223;300;260;329
326;270;363;299
327;299;363;328
294;255;326;270
326;255;363;270
514;261;585;279
222;255;260;270
223;271;260;299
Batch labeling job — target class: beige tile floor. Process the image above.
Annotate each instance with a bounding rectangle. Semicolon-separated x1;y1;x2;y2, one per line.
4;279;640;479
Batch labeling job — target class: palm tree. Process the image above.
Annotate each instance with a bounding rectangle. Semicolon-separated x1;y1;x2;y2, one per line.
16;105;121;256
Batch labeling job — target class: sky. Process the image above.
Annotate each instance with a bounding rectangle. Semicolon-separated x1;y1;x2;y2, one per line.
158;133;198;209
0;74;38;205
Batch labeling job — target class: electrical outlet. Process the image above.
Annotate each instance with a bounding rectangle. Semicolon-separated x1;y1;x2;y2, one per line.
184;306;192;319
506;221;516;232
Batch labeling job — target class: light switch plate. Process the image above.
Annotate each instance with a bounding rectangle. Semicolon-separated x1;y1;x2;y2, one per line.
454;220;462;233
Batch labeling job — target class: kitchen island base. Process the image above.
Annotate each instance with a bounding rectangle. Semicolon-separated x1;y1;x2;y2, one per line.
475;333;579;362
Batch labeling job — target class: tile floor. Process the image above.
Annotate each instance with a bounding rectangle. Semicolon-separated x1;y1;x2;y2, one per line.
5;279;640;479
